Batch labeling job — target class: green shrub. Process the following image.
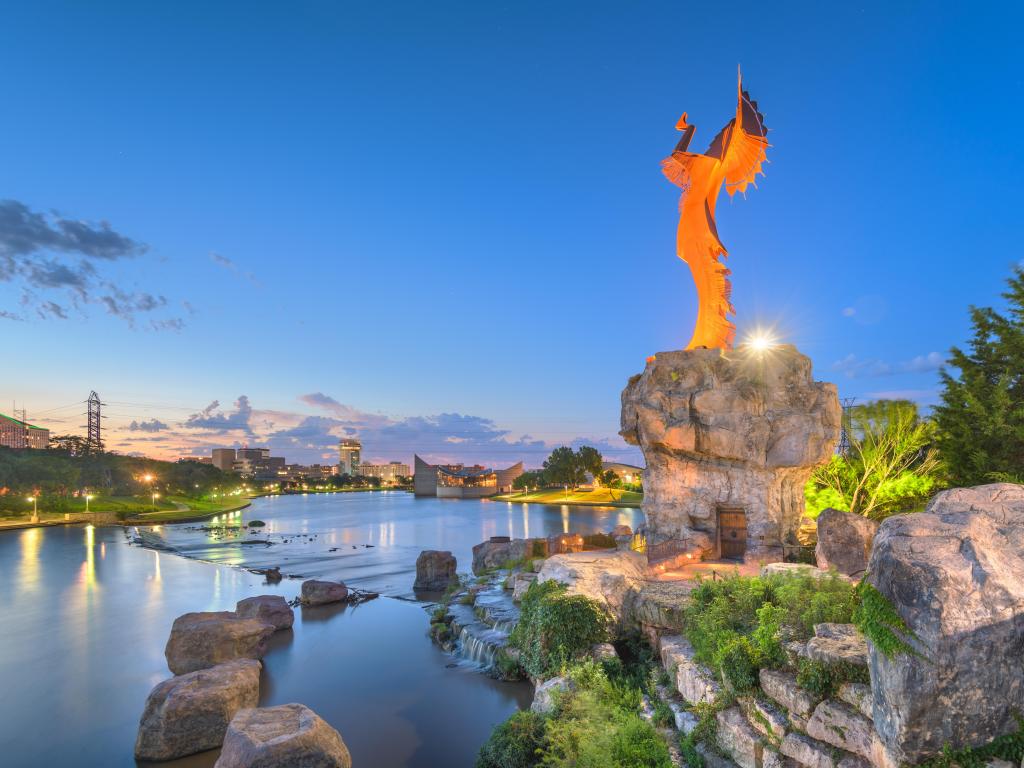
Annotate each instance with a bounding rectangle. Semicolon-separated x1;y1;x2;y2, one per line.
476;710;547;768
540;663;671;768
714;635;759;692
510;581;611;679
651;698;675;728
795;657;869;698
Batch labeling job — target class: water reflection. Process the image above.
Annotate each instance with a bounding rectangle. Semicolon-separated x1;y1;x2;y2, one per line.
0;493;641;768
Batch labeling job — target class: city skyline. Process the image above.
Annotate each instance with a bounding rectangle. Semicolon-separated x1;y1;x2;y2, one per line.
3;2;1023;466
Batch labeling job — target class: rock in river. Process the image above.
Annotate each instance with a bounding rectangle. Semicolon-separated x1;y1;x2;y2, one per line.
165;612;276;675
413;550;457;591
215;703;352;768
300;579;349;605
236;595;294;630
135;659;261;761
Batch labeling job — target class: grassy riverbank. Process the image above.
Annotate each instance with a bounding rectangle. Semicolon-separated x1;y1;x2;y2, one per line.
493;488;643;507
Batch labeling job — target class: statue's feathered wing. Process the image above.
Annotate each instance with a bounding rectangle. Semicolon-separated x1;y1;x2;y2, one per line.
661;71;769;350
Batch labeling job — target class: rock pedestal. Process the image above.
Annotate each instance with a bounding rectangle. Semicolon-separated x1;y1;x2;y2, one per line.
620;346;840;562
867;483;1024;764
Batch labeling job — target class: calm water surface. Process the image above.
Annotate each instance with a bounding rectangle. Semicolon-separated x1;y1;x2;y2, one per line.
0;492;641;768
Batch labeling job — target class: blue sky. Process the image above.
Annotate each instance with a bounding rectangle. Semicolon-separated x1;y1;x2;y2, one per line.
2;1;1022;467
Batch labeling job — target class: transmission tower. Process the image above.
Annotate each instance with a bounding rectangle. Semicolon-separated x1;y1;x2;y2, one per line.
837;397;856;456
87;391;103;452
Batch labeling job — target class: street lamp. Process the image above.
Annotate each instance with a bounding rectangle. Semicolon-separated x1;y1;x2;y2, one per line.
85;494;94;514
152;492;160;511
26;495;38;523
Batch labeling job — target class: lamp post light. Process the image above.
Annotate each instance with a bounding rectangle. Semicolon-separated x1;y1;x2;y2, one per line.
152;492;160;511
26;495;39;523
85;494;94;515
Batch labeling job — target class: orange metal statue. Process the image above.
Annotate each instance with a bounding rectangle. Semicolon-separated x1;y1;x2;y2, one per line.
662;68;769;350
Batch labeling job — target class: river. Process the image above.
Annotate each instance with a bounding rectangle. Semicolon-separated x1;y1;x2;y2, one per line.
0;491;642;767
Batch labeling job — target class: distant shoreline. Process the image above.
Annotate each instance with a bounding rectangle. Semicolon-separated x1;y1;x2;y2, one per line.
490;489;642;509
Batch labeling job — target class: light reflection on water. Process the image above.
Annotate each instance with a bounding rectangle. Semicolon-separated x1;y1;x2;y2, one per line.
0;492;641;768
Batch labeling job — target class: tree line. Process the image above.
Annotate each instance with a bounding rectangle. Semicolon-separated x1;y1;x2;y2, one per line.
513;445;638;491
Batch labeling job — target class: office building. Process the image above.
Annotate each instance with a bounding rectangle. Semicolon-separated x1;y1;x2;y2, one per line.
212;448;236;472
338;438;362;476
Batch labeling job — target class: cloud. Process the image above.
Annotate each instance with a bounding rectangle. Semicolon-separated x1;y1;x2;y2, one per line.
183;397;255;436
0;199;184;329
103;392;643;468
831;351;945;379
128;418;169;432
0;309;23;321
210;251;259;285
0;199;146;259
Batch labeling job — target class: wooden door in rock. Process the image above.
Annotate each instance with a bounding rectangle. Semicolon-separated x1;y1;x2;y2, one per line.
718;506;747;560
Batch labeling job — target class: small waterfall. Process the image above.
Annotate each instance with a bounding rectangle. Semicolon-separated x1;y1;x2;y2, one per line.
457;625;501;667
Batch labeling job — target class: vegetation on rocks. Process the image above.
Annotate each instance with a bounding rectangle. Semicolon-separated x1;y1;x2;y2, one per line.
477;660;671;768
509;581;612;679
681;572;857;693
852;581;922;660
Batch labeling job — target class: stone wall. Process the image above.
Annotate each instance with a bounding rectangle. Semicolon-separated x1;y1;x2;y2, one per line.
620;346;840;562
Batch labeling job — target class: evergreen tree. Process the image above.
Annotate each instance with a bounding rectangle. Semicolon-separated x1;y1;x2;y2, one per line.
934;268;1024;485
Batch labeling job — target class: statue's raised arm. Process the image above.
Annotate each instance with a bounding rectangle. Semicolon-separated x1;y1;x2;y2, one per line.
661;68;769;351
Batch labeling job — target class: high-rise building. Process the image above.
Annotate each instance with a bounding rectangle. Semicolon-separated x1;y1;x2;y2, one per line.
338;438;362;476
212;448;236;472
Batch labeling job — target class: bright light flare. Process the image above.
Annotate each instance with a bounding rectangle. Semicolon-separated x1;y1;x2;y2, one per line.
741;328;779;354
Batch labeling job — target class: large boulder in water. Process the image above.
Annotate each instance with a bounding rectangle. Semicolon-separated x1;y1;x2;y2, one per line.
815;508;878;577
867;483;1024;764
215;703;352;768
135;659;261;761
300;579;349;605
413;550;457;591
165;612;276;675
236;595;294;630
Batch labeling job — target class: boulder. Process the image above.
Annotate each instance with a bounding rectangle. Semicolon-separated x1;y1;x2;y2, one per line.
660;635;721;705
612;524;633;537
836;682;873;720
759;669;820;719
815;509;878;578
716;706;766;768
760;562;839;581
806;699;874;761
633;580;696;630
531;676;572;714
741;696;788;741
780;732;841;768
413;550;457;591
135;659;261;761
698;741;741;768
805;624;868;668
300;580;349;606
866;483;1024;764
215;703;351;768
511;572;537;602
235;596;294;630
590;643;618;662
472;539;509;574
537;549;647;625
165;612;276;675
620;347;840;563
